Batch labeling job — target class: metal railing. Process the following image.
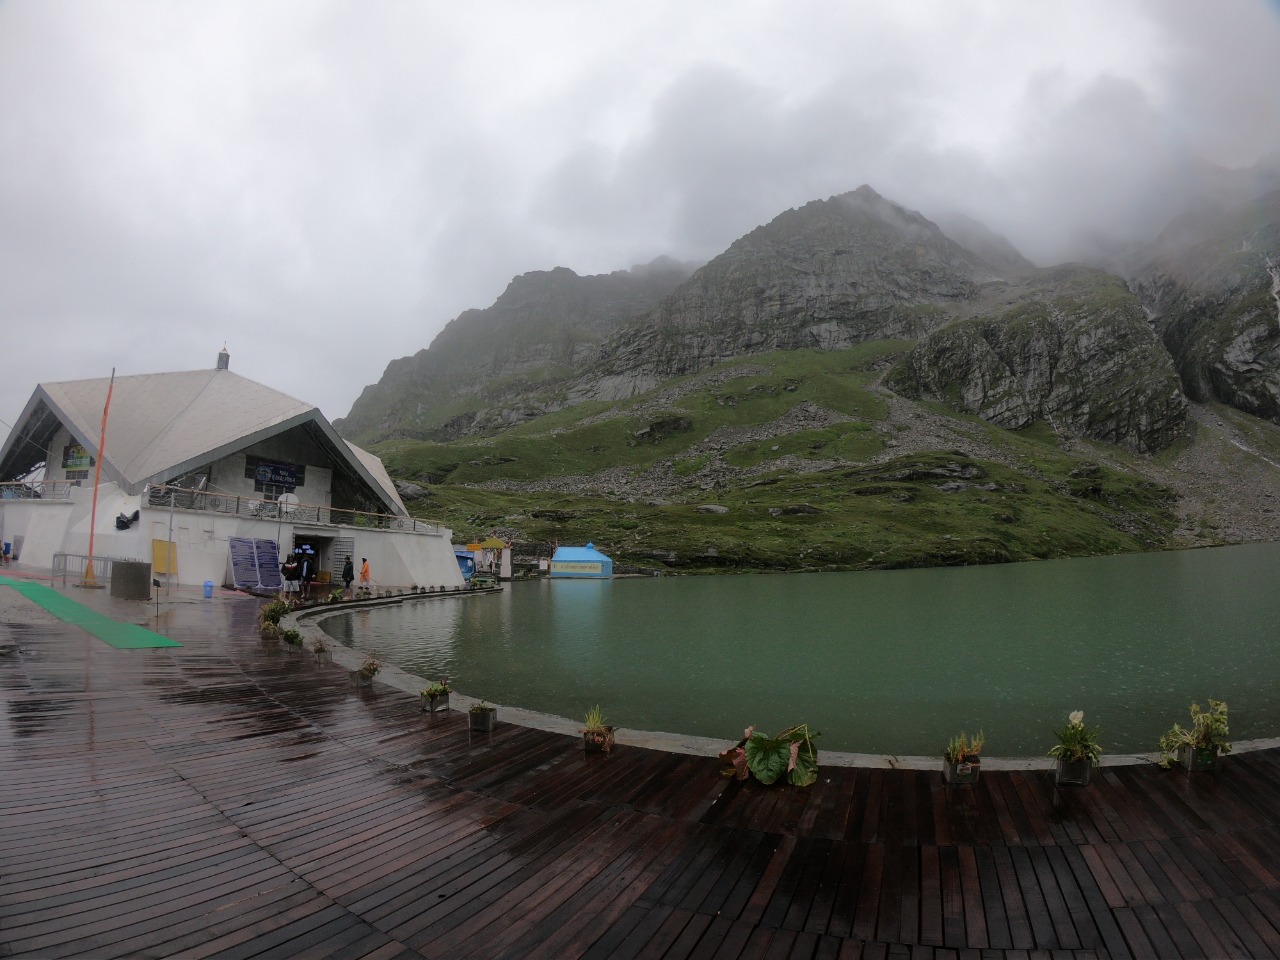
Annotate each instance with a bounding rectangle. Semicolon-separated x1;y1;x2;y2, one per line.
0;481;77;501
144;484;442;535
51;552;146;586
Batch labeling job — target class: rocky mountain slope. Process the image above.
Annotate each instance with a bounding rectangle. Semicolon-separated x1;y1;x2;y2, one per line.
1130;189;1280;420
887;265;1187;452
573;186;1005;402
335;256;696;443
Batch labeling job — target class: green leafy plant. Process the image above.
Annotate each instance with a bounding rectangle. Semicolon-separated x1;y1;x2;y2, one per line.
943;730;984;763
281;627;302;645
422;678;450;698
470;700;493;713
259;621;282;642
358;655;381;679
720;724;820;787
1157;698;1230;768
327;589;344;603
1048;710;1102;765
257;599;289;627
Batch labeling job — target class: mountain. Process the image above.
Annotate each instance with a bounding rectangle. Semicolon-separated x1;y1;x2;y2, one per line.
577;186;1005;400
335;256;697;443
340;185;1204;453
1129;189;1280;420
566;186;1185;451
332;183;1280;573
340;179;1280;455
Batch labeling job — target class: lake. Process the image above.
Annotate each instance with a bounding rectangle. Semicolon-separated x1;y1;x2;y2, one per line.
319;541;1280;756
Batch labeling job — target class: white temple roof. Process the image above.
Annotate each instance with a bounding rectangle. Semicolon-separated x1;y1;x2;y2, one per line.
0;366;406;515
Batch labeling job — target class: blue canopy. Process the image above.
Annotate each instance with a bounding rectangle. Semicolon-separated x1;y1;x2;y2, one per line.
550;542;613;578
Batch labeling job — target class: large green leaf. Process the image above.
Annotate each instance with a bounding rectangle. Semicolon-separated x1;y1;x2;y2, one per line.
744;734;790;785
788;742;819;787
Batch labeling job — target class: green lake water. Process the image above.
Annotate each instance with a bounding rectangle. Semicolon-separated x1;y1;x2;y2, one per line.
320;541;1280;757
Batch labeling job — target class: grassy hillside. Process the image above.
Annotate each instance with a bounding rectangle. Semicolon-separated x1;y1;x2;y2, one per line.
376;342;1180;573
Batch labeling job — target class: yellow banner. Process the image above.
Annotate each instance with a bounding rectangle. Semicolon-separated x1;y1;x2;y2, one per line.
152;539;177;575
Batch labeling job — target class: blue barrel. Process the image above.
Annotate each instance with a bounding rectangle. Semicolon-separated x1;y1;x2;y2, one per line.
203;580;214;599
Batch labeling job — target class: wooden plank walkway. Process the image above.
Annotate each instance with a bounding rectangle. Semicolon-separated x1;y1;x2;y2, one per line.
3;587;1280;959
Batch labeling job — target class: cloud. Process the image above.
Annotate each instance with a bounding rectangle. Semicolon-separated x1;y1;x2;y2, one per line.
2;0;1278;442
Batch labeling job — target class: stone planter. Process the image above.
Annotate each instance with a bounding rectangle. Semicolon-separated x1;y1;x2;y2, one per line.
421;692;450;714
469;706;496;733
351;670;375;688
942;757;980;785
583;726;615;754
1178;744;1219;773
1054;757;1093;786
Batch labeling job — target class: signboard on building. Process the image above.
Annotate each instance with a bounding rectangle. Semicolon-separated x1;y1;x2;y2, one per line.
228;537;283;591
61;443;94;470
244;455;305;490
551;561;604;575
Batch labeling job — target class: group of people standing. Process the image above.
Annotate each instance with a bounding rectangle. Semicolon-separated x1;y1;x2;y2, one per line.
342;555;373;596
279;548;315;599
281;549;371;603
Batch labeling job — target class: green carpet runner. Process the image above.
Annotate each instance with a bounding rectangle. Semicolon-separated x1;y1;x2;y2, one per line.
0;575;181;648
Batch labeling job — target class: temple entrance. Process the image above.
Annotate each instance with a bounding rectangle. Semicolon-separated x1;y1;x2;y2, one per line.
291;533;335;598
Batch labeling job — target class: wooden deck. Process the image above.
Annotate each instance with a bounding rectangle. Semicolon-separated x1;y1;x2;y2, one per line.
4;587;1280;959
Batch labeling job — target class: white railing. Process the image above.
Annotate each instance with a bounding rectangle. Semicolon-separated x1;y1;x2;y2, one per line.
51;552;146;586
144;484;442;535
0;480;76;501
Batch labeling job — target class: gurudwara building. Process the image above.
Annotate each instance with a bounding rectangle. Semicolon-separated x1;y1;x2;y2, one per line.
0;350;463;592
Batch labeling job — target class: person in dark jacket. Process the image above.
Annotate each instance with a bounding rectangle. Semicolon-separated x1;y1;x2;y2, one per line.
299;550;315;598
281;552;300;601
342;556;355;597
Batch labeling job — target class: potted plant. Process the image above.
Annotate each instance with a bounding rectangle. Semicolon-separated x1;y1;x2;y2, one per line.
581;704;615;754
257;599;289;640
942;730;984;784
1048;710;1102;785
352;654;380;687
420;678;451;713
311;637;331;664
1158;698;1230;772
719;724;820;787
469;700;497;733
281;627;303;646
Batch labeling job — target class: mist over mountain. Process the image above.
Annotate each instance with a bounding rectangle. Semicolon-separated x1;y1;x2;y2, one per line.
338;169;1279;463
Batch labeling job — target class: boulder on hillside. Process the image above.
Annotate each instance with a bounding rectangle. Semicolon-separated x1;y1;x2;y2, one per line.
394;480;431;500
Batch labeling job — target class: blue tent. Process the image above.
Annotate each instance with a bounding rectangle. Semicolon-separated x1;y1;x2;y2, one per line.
550;542;613;579
453;548;476;581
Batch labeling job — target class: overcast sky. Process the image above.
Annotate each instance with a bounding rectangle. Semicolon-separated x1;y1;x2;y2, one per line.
3;1;1279;445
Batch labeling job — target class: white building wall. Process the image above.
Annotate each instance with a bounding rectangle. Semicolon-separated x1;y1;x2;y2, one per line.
1;482;461;591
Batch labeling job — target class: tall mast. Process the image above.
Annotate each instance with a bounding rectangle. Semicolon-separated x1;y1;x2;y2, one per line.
78;368;115;589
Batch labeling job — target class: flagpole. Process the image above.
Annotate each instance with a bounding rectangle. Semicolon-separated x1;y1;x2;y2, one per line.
77;368;115;589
